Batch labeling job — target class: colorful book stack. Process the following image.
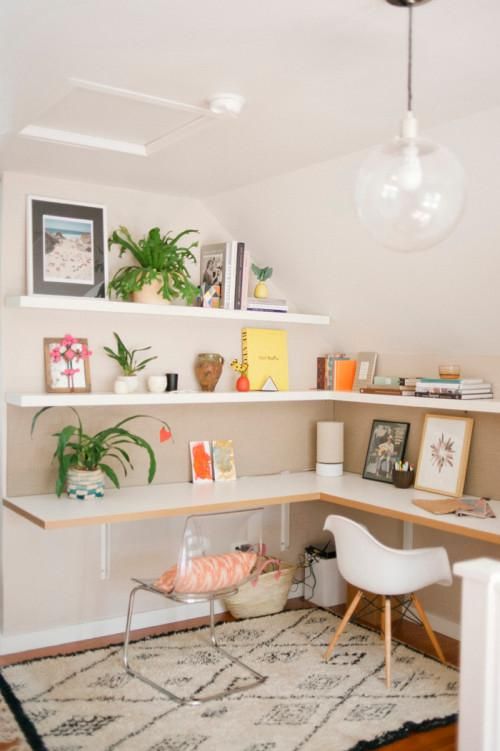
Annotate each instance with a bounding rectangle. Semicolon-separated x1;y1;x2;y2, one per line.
415;378;494;400
317;354;356;391
359;376;419;396
246;297;288;313
199;241;250;310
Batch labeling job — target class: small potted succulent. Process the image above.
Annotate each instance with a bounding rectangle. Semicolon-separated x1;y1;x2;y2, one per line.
104;332;157;393
108;225;199;305
31;407;172;500
251;264;273;299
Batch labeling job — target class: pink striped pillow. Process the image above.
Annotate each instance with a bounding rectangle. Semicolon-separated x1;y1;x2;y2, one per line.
154;551;257;594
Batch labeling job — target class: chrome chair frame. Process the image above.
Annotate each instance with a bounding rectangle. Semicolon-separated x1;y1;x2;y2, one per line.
123;578;267;706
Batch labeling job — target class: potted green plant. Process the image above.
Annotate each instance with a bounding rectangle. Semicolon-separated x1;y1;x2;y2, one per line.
31;407;172;500
251;264;273;299
104;332;157;393
108;225;199;305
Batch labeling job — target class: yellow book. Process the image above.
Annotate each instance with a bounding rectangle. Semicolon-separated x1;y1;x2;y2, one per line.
242;328;288;391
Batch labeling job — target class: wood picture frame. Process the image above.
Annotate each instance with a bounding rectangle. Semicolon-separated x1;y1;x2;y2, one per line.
27;196;107;298
414;414;474;497
44;337;92;393
353;351;378;391
362;419;410;483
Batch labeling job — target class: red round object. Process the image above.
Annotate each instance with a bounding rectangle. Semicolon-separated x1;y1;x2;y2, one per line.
236;374;250;392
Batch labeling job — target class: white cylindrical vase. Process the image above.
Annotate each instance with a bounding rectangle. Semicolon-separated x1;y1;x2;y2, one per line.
316;421;344;477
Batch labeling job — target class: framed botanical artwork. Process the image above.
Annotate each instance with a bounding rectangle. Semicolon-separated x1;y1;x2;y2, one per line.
27;196;107;298
44;335;92;393
414;414;474;497
189;441;214;483
363;419;410;483
353;351;378;391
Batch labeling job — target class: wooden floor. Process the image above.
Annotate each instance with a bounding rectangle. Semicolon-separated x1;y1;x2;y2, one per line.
0;598;458;751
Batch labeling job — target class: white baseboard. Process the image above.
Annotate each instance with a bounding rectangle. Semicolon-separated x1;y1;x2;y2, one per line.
0;599;226;656
0;586;459;655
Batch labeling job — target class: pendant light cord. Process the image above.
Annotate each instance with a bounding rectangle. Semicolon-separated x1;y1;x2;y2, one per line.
407;4;413;112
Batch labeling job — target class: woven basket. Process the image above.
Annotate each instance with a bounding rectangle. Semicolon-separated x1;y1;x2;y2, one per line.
223;561;296;619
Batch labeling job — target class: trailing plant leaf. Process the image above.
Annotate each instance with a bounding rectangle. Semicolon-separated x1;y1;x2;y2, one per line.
31;407;171;497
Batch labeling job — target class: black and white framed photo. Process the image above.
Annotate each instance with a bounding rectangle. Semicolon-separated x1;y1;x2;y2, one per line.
362;419;410;483
27;196;107;298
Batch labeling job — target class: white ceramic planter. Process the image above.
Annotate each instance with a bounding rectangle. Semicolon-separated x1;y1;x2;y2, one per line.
115;375;139;393
132;278;170;304
66;468;105;501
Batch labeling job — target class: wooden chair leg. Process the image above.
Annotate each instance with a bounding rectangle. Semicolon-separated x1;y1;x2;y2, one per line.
411;593;446;663
384;596;392;688
380;597;385;639
324;589;363;661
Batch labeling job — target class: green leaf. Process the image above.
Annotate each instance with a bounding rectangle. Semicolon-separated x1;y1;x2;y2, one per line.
99;463;120;488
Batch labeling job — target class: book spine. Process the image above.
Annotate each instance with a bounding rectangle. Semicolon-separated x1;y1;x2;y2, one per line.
317;357;327;390
240;249;251;310
223;242;237;309
360;387;407;395
234;242;245;310
327;355;334;390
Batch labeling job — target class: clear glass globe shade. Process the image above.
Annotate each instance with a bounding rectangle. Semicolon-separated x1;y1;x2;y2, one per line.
355;136;465;252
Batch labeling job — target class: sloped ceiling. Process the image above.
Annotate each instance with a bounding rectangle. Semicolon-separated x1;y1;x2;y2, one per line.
1;0;499;197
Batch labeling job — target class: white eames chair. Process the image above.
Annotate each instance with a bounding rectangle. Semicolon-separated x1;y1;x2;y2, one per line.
323;515;452;687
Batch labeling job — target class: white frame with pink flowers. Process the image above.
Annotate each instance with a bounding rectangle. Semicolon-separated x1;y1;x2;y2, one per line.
43;336;92;393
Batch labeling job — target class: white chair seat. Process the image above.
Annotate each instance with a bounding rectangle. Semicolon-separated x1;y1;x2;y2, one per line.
323;514;452;687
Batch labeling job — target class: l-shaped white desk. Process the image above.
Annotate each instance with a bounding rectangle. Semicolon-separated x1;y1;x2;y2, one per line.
4;470;500;545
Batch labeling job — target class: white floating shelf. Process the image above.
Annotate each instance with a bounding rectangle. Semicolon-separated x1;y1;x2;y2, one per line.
5;390;333;408
5;295;329;326
5;389;499;411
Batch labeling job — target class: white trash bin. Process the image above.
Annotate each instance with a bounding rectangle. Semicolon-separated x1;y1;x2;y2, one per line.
304;546;346;607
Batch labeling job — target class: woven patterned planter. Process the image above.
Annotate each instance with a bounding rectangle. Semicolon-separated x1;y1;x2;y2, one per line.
223;562;296;619
66;468;105;501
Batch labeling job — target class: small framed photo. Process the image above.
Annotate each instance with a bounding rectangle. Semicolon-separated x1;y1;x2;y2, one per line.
189;440;214;483
353;351;378;391
199;243;226;308
363;419;410;483
414;414;474;497
44;336;92;393
27;196;107;298
212;439;236;481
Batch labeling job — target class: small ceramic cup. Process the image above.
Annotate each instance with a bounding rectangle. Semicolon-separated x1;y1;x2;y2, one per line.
166;373;179;392
147;375;167;393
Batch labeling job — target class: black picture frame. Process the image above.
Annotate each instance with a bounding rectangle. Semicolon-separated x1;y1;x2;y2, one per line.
362;419;410;483
27;196;107;298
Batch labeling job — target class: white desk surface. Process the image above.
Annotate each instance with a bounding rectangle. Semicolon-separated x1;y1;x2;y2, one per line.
4;471;500;543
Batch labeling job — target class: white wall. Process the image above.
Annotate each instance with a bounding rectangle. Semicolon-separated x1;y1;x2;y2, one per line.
206;106;500;358
0;171;334;644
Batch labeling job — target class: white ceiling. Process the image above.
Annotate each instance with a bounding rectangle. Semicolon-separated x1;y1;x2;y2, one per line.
1;0;499;197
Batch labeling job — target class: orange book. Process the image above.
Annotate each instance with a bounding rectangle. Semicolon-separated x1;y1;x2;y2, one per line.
333;359;356;391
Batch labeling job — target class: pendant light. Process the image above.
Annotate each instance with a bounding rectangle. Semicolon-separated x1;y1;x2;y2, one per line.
355;0;465;252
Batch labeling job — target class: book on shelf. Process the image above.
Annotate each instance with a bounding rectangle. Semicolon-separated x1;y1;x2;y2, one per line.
359;386;416;396
243;327;288;391
417;377;484;385
415;382;491;393
333;359;356;391
373;376;419;386
316;353;351;390
234;243;249;310
246;296;288;313
200;241;246;310
415;391;493;400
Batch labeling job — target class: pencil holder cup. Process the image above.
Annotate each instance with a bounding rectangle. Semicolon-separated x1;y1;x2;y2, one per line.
392;469;415;489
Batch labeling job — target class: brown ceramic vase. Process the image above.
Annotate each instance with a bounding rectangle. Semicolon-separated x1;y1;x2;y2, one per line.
195;353;224;392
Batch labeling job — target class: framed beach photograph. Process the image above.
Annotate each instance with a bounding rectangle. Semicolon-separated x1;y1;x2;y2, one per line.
363;419;410;483
27;196;107;298
414;414;474;497
44;336;92;393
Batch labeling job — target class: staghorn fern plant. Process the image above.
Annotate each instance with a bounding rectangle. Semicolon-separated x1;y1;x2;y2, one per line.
108;226;199;303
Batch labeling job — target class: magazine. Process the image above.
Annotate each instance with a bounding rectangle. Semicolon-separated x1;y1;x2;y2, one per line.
412;496;496;519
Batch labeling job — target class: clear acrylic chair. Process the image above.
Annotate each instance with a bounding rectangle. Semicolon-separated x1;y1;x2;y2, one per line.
123;507;267;705
323;514;452;687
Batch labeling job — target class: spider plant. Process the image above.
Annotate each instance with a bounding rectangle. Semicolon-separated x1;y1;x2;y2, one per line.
108;225;199;303
31;407;171;496
103;332;157;376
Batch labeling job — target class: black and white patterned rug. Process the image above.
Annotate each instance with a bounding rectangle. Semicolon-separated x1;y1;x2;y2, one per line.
0;609;458;751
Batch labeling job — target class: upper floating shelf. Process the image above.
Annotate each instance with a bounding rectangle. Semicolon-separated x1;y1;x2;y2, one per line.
5;295;330;326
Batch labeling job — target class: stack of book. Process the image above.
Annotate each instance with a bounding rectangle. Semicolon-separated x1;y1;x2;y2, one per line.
200;241;250;310
317;354;356;391
246;297;288;313
415;378;494;400
359;376;419;396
